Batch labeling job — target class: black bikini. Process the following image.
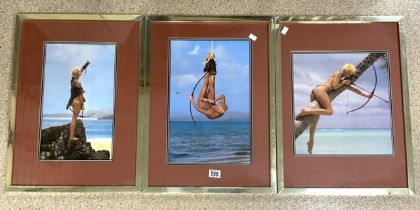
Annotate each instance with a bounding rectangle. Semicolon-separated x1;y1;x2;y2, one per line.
66;78;85;110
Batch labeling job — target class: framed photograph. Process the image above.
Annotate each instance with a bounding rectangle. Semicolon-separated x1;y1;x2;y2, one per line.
292;51;393;155
7;14;140;187
168;39;252;165
278;16;413;191
144;17;275;190
40;43;116;161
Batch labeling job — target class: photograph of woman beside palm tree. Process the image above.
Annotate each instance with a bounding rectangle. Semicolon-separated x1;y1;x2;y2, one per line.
293;52;393;155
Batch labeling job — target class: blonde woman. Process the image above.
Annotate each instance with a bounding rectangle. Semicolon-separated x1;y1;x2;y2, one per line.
295;63;373;154
66;60;90;140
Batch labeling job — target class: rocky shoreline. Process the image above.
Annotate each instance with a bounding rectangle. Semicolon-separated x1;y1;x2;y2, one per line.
39;119;110;160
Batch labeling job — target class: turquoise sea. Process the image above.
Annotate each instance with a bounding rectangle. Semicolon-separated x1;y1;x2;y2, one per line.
168;121;251;164
295;128;393;155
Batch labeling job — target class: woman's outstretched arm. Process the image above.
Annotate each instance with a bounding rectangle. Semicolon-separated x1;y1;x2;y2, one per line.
347;85;373;98
189;96;211;116
206;94;225;104
80;60;90;75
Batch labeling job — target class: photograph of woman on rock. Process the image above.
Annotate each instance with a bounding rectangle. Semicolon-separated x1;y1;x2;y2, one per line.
39;43;116;160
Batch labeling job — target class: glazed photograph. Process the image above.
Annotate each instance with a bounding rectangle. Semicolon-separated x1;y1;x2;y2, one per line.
293;52;393;155
168;39;251;164
39;43;116;160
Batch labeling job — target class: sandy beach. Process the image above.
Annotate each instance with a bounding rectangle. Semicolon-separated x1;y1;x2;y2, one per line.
89;138;113;158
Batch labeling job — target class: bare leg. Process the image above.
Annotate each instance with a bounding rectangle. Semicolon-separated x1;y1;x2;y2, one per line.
207;74;215;100
197;75;209;106
296;86;333;119
307;115;319;154
70;99;81;140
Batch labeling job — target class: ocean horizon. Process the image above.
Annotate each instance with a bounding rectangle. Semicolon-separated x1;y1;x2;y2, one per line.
295;128;393;155
41;118;113;143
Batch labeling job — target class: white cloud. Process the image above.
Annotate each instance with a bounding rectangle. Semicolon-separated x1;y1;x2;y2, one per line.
213;44;226;59
169;40;253;114
43;43;116;114
325;53;369;64
293;83;312;95
46;44;101;66
172;74;199;87
188;45;200;55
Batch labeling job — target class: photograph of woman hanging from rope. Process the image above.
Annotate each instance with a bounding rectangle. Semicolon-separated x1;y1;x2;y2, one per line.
188;52;228;120
293;52;393;155
168;39;251;164
39;43;116;160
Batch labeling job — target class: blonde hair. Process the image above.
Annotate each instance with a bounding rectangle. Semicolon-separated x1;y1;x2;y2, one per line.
342;63;357;75
218;103;228;114
71;67;80;77
203;52;216;64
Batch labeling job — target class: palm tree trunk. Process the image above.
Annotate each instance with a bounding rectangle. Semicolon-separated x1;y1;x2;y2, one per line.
294;52;387;139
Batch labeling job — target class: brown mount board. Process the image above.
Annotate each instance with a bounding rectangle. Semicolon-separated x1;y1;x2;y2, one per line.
12;20;139;185
148;22;270;187
281;22;407;188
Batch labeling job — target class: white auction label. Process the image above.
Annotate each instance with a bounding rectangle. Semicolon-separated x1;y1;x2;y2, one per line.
281;26;289;35
248;33;257;41
208;169;221;179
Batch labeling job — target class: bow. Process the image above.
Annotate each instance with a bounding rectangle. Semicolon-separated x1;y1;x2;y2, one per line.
189;73;207;126
346;64;377;114
81;60;90;75
68;107;96;119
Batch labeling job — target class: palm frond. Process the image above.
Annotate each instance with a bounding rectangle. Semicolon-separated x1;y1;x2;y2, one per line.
376;54;389;77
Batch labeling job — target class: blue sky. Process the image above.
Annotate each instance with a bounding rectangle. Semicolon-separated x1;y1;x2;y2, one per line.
293;52;392;129
169;40;250;120
42;43;116;115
